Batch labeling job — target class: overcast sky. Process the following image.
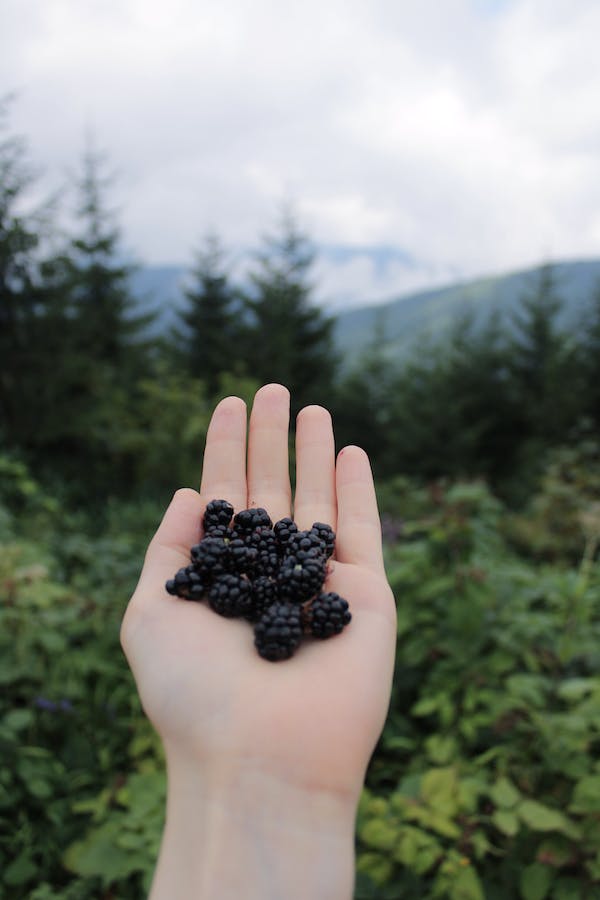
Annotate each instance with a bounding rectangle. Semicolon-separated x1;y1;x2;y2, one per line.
3;0;600;307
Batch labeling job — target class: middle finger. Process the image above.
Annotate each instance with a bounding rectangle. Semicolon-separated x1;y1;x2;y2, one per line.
247;383;292;522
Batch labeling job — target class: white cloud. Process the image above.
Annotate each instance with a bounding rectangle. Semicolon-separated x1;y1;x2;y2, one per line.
2;0;600;305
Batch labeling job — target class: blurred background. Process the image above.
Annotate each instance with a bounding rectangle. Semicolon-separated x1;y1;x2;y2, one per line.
2;1;600;897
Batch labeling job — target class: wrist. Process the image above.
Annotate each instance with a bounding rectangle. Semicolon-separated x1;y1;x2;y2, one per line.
150;744;358;900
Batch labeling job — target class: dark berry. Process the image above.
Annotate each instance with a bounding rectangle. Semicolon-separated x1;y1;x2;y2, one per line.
309;522;336;559
205;524;239;542
227;537;258;574
247;575;280;621
287;529;328;559
254;602;303;661
303;592;351;638
247;529;280;576
203;499;234;532
274;517;298;548
234;507;272;533
208;574;253;618
190;536;230;577
277;551;327;604
167;565;206;600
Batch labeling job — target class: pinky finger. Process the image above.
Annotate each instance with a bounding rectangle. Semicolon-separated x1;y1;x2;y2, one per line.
334;445;385;574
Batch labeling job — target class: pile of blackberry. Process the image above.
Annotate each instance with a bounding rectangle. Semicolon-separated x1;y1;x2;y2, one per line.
165;499;351;661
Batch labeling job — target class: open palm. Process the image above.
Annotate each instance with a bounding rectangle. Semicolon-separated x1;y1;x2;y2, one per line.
121;384;397;803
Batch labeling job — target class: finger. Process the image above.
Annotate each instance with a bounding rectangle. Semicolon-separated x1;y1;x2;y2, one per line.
132;487;203;603
334;445;385;574
293;405;337;531
199;395;248;515
247;383;292;523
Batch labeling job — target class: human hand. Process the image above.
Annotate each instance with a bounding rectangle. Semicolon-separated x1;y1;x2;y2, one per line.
120;383;397;899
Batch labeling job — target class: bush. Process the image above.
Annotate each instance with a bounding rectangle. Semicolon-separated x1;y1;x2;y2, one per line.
358;477;600;899
2;451;600;897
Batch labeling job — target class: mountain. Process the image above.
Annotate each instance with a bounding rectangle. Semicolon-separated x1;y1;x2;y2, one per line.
332;259;600;359
128;257;600;353
129;265;188;335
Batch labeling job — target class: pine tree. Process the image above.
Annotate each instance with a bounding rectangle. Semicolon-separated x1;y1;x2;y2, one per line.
580;281;600;427
0;98;54;446
178;232;242;394
64;142;153;373
508;264;580;446
331;311;395;470
29;141;155;494
243;210;337;411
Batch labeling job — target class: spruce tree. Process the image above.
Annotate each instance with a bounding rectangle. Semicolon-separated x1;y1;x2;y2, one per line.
33;142;154;494
178;232;241;394
64;143;152;374
580;282;600;428
243;210;337;412
0;99;54;447
508;264;579;446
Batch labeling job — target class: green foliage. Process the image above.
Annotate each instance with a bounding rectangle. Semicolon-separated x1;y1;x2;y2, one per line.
358;463;600;898
0;466;164;898
3;449;600;897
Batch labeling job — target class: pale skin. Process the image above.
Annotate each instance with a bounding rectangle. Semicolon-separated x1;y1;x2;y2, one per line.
120;383;397;900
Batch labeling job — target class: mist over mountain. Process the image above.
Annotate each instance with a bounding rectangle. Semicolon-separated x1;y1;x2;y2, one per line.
130;255;600;357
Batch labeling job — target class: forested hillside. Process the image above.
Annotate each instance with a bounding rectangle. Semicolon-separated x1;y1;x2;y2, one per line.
3;106;600;899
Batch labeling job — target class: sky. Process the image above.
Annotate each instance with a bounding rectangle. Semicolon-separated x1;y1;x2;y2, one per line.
3;0;600;309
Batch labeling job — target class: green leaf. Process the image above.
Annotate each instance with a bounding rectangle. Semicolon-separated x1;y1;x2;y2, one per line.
425;734;457;765
449;864;485;900
490;776;521;809
569;775;600;814
4;850;37;886
518;800;580;839
360;818;398;852
2;708;34;732
520;862;553;900
356;851;393;886
412;696;439;717
421;766;458;817
557;678;595;702
64;823;140;885
492;809;520;836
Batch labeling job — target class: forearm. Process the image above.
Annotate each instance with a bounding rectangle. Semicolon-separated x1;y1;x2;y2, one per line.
150;747;358;900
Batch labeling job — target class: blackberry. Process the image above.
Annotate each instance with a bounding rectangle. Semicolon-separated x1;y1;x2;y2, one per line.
203;499;234;532
273;516;298;548
309;522;336;559
165;499;350;658
303;592;351;638
166;565;206;600
234;507;272;533
205;523;239;542
190;536;230;577
248;575;280;621
247;529;280;577
208;574;253;618
277;550;327;604
226;537;258;574
254;602;303;661
287;529;328;560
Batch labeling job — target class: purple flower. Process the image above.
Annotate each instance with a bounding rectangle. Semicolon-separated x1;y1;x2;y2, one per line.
34;696;58;712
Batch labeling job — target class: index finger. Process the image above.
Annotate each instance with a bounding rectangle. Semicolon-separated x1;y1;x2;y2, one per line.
199;395;248;514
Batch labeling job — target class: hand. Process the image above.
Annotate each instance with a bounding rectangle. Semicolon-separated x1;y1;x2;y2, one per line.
120;384;397;899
